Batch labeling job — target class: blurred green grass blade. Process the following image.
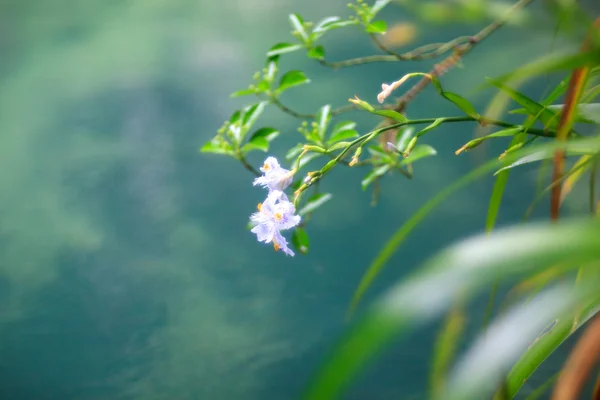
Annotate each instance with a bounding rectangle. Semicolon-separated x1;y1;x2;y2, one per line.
503;261;600;398
304;218;600;400
492;50;600;86
560;154;593;204
430;303;466;398
444;284;600;400
347;137;600;317
523;154;599;220
523;373;558;400
486;169;510;232
503;296;600;398
494;142;597;175
487;79;557;127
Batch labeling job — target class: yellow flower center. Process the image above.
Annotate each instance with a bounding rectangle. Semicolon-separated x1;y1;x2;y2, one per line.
274;212;283;221
263;163;270;170
273;241;280;252
257;203;262;211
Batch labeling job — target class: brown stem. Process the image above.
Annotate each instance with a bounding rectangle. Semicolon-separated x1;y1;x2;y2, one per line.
551;314;600;400
394;0;534;113
550;17;599;221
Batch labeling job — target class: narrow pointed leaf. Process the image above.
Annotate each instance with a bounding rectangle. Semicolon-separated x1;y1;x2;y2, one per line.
399;144;437;166
317;105;332;139
304;218;600;400
298;193;333;215
249;127;279;142
348;138;600;316
327;129;358;145
361;165;391;190
289;13;309;42
488;79;557;127
267;42;304;57
445;284;600;400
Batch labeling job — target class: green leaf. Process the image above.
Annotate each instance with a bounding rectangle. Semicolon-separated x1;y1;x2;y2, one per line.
445;92;479;118
330;120;357;135
366;20;387;34
298;152;322;168
430;305;465;398
349;97;406;122
361;164;391;190
241;136;269;153
289;13;309;42
445;284;600;400
373;109;407;122
399;144;437;166
277;70;310;93
304;218;600;400
267;42;304;57
230;88;255;98
486;170;510;232
286;143;305;160
503;296;600;398
307;45;325;59
415;118;444;137
485;132;528;233
200;139;234;155
395;127;415;152
492;50;600;86
488;79;557;127
292;228;310;254
298;193;333;215
367;145;391;159
312;17;357;36
494;142;598;175
457;127;523;153
316;105;332;140
328;129;358;145
511;103;600;124
241;102;268;132
249;127;279;142
430;77;479;118
327;141;352;152
347;137;600;316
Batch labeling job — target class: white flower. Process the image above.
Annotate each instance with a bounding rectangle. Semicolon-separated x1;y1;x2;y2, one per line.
253;156;293;192
250;190;301;256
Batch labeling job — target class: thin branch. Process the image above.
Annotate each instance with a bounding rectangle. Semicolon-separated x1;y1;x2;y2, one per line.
238;153;261;176
294;114;563;197
318;0;531;71
392;0;535;112
267;95;358;119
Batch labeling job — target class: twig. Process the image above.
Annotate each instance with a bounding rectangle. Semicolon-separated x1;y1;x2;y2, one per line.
267;95;358;119
238;153;261;176
392;0;535;112
294;115;563;195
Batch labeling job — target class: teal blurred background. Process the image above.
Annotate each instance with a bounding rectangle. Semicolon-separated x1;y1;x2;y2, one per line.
0;1;596;399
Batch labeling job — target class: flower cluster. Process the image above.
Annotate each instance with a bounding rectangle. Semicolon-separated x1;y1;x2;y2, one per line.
250;157;301;256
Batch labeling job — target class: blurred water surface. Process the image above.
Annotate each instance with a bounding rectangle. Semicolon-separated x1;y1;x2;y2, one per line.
0;1;591;399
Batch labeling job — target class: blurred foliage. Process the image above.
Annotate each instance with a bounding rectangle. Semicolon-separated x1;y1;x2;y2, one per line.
206;0;600;398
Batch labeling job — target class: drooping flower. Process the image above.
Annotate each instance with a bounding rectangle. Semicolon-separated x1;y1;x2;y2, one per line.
250;190;301;256
253;156;293;192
